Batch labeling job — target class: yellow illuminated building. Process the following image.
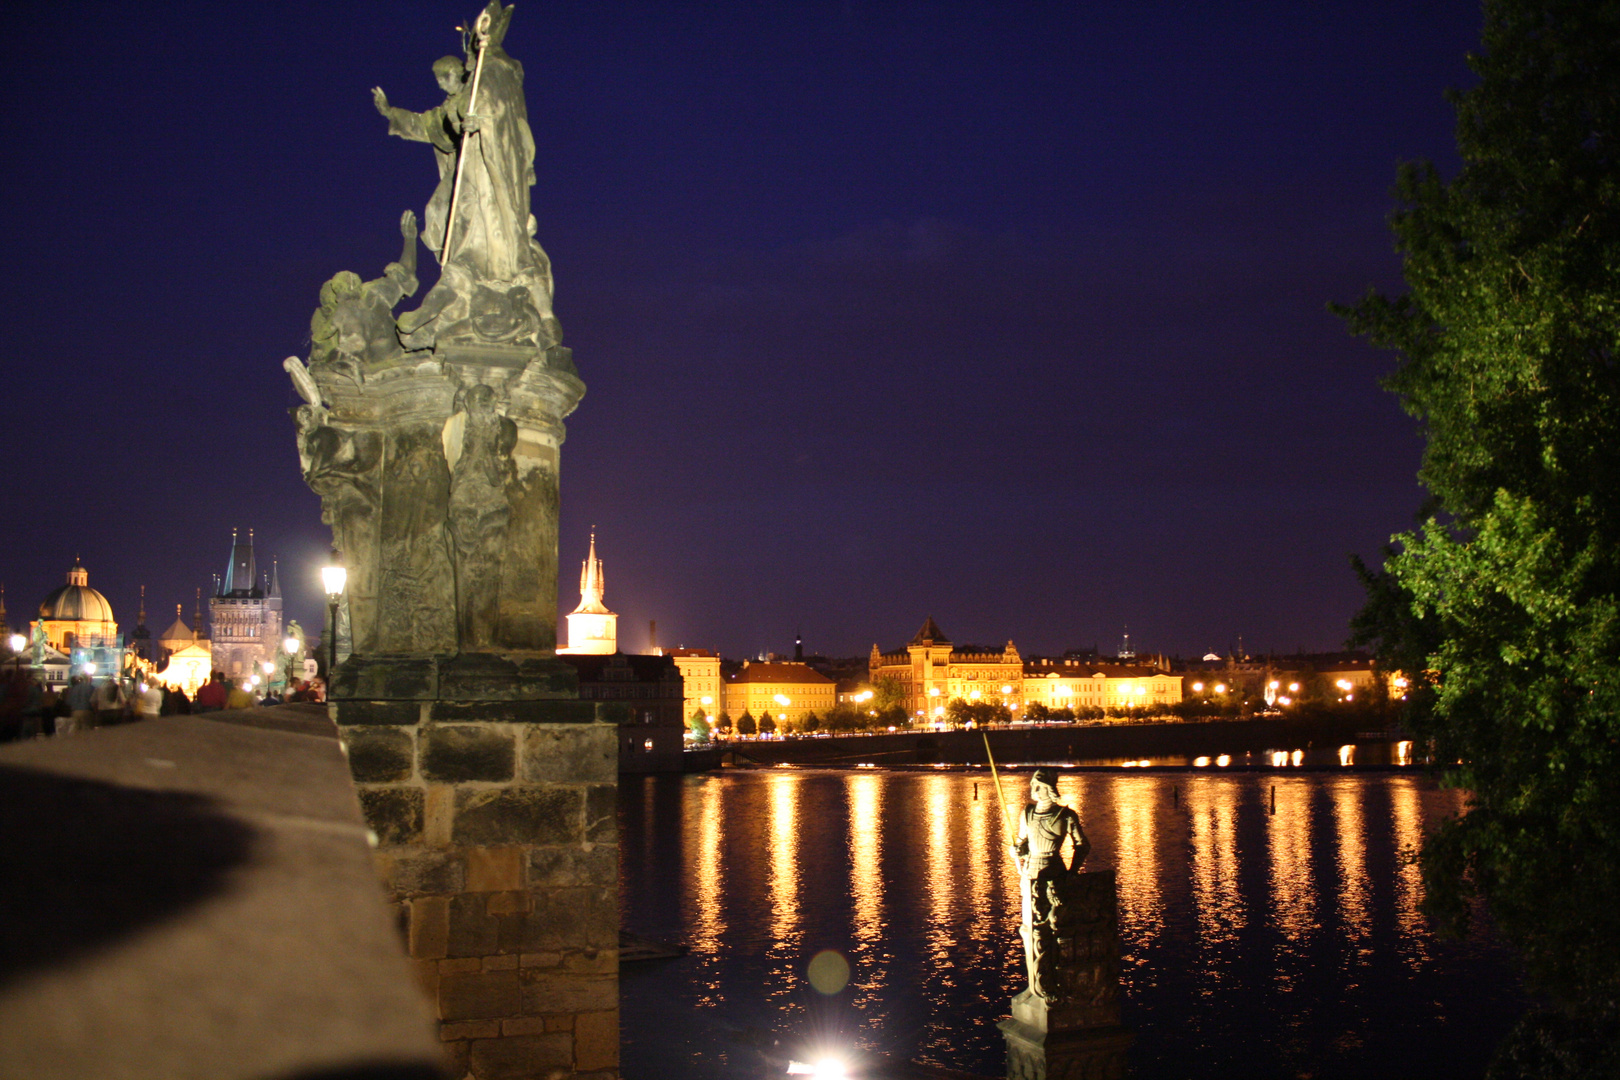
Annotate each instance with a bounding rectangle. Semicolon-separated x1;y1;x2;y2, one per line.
868;618;1024;719
34;561;117;654
668;647;722;723
723;661;836;725
869;618;1181;718
558;531;617;655
1023;658;1182;710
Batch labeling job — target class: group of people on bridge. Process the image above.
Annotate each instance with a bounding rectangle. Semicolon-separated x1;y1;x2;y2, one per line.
0;668;326;742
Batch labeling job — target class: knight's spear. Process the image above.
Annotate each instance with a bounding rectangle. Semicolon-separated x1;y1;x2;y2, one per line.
982;729;1020;870
440;9;493;263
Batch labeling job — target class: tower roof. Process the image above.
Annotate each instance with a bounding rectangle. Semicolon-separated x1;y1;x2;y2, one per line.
220;528;261;598
909;617;950;646
39;562;115;623
570;530;614;616
161;604;194;645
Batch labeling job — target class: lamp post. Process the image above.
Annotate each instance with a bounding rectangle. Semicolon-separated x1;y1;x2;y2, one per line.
321;553;347;694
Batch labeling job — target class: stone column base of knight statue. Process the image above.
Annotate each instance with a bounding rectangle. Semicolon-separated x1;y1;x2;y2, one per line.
998;870;1133;1080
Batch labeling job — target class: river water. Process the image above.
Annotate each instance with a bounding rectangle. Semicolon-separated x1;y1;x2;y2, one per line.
620;768;1526;1079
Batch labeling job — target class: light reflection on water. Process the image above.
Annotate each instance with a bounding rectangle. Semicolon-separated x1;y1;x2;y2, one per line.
622;770;1524;1080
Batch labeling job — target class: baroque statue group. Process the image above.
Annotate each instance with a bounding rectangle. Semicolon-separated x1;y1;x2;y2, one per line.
283;3;583;675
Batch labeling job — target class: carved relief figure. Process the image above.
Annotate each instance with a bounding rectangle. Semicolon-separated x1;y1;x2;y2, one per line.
292;403;384;654
309;211;420;375
375;427;456;654
444;383;517;650
1015;768;1091;999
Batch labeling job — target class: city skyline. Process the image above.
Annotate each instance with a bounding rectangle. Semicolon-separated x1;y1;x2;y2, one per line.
0;1;1482;659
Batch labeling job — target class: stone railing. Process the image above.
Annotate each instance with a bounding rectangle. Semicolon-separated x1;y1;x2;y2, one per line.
0;705;446;1078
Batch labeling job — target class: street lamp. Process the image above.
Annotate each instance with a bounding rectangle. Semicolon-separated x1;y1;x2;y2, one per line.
7;633;25;654
321;552;347;691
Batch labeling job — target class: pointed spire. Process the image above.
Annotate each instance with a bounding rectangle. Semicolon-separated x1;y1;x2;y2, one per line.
194;587;203;640
579;529;604;605
269;557;282;598
138;584;147;624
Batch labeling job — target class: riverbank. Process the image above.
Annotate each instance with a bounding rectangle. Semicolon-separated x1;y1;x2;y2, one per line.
700;714;1412;769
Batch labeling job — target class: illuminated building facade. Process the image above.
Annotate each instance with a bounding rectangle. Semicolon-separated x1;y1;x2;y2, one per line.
558;531;617;655
1022;657;1182;710
868;618;1024;719
722;662;837;726
34;560;117;654
668;647;722;723
208;530;283;681
29;560;126;682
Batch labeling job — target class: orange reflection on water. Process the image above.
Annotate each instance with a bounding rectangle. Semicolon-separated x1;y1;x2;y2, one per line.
1330;778;1371;946
1266;778;1316;995
923;774;953;967
1187;778;1245;950
1112;776;1162;947
849;772;884;947
1389;775;1430;967
965;776;996;945
689;778;726;958
768;773;801;952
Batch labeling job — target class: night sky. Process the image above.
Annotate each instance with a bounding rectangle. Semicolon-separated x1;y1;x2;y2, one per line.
1;1;1481;661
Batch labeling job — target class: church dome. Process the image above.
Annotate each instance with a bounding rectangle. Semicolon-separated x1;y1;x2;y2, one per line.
39;562;115;623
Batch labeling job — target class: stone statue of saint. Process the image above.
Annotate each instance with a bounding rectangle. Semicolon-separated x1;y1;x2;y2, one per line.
1014;767;1091;1000
308;210;420;376
443;382;517;650
371;2;559;352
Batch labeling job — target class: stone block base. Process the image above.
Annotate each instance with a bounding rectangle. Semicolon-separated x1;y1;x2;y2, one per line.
1000;1017;1132;1080
337;693;618;1079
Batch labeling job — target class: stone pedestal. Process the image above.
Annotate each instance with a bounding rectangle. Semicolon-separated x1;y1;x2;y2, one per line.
337;666;619;1079
998;870;1131;1080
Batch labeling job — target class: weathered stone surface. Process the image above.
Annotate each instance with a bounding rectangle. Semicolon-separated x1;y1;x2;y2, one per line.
334;660;440;703
453;787;580;846
527;844;615;888
519;887;590;952
583;784;616;844
447;894;503;958
358;786;424;845
469;1033;572;1079
410;896;450;959
422;725;515;782
334;700;423;726
388;849;468;896
518;970;615;1015
345;726;415;782
522;727;615;784
432;699;586;723
438;969;520;1022
594;701;633;725
466;846;525;892
520;886;617;951
574;1009;619;1073
583;886;618;949
442;1019;500;1041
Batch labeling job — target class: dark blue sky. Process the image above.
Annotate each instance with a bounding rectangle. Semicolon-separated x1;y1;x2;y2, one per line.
0;1;1480;659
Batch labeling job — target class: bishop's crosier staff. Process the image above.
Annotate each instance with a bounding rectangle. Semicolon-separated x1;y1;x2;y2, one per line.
441;9;492;263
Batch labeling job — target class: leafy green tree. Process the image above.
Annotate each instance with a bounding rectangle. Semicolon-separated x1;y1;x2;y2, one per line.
1339;1;1620;1068
758;711;777;736
688;709;711;743
736;710;756;737
716;711;732;736
1023;702;1050;723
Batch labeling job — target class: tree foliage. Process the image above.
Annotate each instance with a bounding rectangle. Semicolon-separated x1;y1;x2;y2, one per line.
1338;0;1620;1059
